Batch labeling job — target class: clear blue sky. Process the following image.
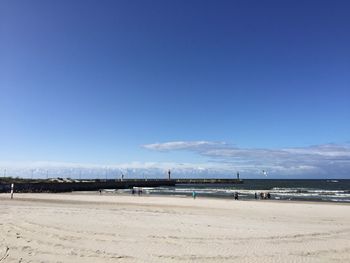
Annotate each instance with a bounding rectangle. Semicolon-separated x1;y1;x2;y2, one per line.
1;0;349;177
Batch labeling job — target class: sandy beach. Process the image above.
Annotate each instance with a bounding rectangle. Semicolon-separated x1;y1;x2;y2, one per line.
0;193;349;263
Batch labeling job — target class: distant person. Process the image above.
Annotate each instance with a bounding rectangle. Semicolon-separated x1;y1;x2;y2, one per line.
99;189;102;195
254;192;258;199
131;188;135;195
234;192;239;200
267;192;271;199
260;192;263;199
10;183;14;199
192;191;197;199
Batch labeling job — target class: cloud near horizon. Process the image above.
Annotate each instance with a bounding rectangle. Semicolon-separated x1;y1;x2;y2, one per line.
1;142;349;179
143;141;350;177
0;160;232;179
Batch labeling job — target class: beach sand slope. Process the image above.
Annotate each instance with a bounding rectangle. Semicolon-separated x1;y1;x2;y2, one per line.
1;193;349;262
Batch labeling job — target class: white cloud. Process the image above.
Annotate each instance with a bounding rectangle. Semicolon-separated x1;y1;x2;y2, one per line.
1;142;349;179
142;141;350;178
142;141;228;151
0;160;237;179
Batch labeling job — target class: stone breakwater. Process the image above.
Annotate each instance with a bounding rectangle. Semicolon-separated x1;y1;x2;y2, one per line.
0;178;243;193
0;179;176;193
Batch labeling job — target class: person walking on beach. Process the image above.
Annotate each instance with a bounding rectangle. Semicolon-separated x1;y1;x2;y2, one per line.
254;192;258;199
192;191;197;199
234;192;239;200
10;183;14;199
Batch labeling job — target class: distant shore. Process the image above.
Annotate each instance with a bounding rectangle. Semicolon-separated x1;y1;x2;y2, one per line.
1;192;350;262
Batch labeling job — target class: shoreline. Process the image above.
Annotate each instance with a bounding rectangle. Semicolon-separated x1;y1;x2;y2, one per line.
1;191;350;207
2;190;350;204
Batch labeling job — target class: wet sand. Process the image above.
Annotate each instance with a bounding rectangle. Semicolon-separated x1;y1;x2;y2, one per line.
1;193;349;262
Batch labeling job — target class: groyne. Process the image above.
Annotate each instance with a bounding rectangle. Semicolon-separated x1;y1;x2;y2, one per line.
0;178;243;193
175;179;243;184
0;179;176;193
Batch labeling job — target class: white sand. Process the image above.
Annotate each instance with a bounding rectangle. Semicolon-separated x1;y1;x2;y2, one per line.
0;192;349;263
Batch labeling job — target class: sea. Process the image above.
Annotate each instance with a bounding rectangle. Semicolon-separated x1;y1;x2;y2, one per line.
127;179;350;203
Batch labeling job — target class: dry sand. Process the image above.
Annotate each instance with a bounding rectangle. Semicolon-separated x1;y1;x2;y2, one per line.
0;192;349;263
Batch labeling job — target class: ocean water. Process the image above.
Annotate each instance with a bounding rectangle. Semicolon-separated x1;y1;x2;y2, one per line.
139;179;350;203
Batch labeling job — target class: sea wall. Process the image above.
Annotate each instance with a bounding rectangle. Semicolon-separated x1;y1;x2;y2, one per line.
0;178;243;193
0;179;176;193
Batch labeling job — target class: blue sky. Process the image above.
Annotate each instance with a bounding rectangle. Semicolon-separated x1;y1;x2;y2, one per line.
1;0;349;178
